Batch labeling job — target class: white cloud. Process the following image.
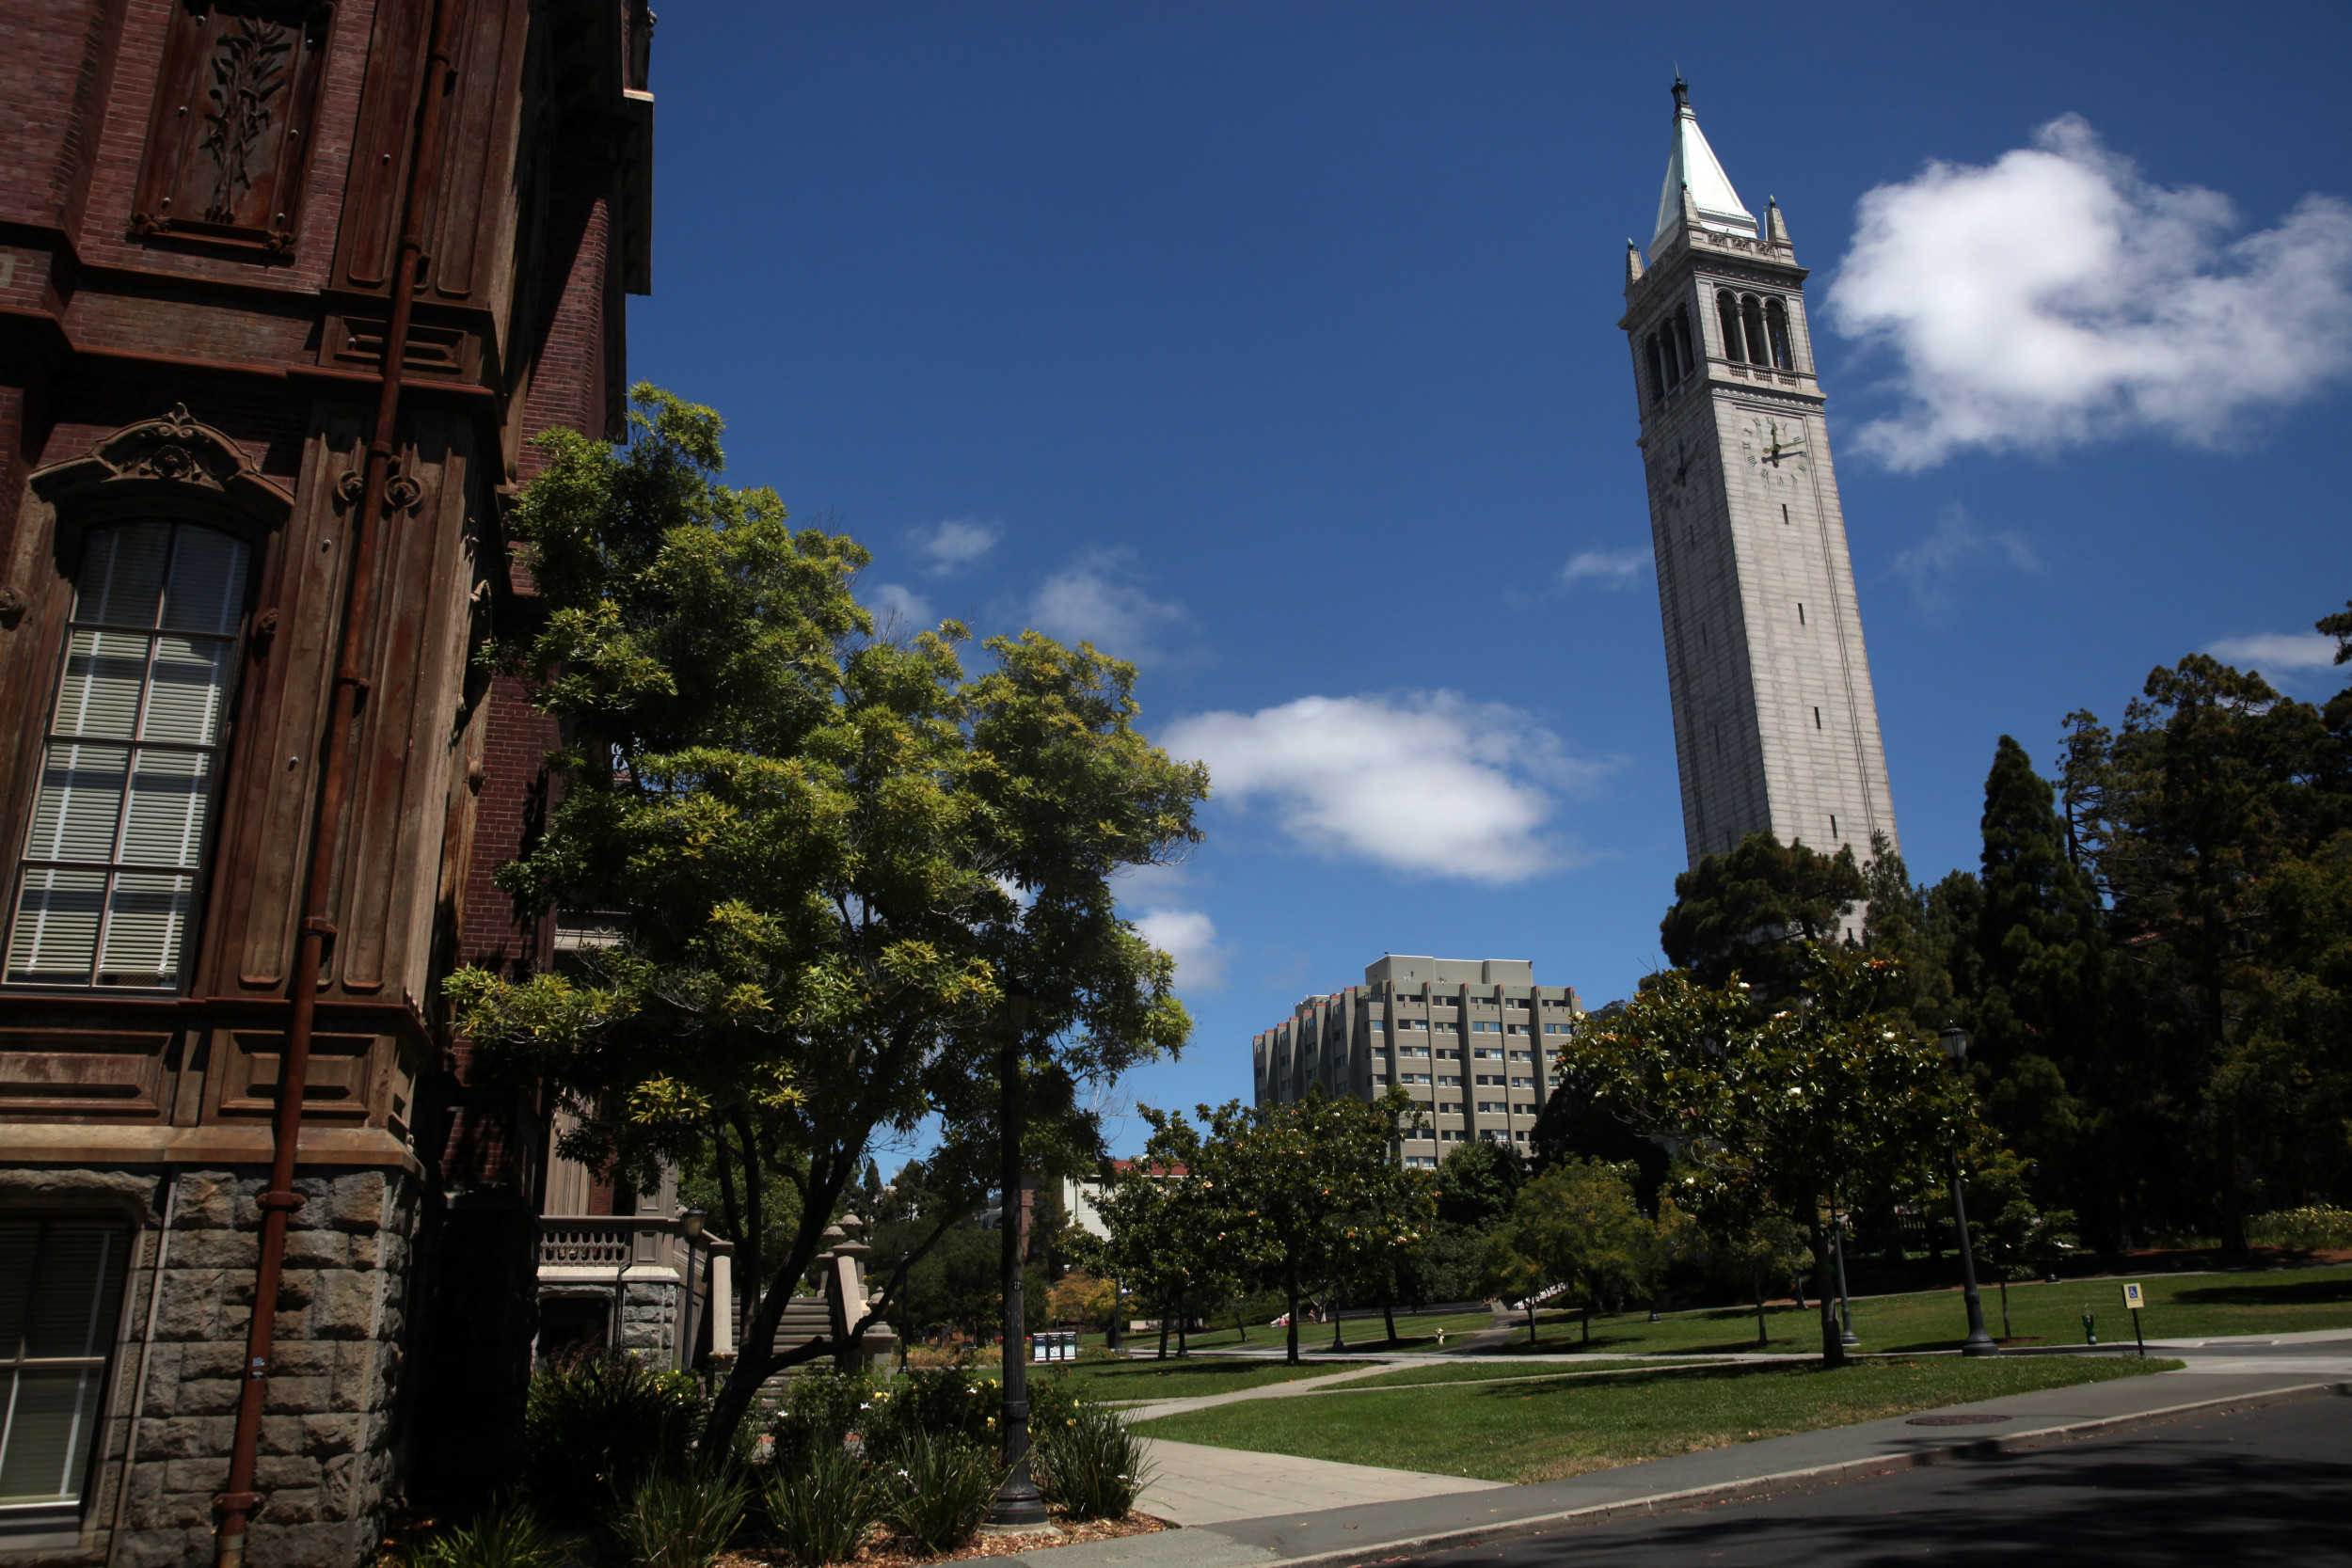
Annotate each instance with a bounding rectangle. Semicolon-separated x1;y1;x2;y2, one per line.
1161;692;1603;884
1560;545;1651;590
2206;631;2341;674
910;516;1002;575
866;581;933;627
1889;501;2040;600
1827;115;2352;469
1132;907;1230;990
1025;551;1190;661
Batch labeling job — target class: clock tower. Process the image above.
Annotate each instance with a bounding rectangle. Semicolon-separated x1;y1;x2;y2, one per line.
1621;80;1899;892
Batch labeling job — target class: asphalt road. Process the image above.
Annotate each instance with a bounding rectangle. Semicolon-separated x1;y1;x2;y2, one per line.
1404;1395;2352;1567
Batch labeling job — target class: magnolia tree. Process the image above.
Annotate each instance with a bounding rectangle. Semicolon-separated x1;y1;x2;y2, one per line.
447;388;1208;1452
1565;945;1983;1366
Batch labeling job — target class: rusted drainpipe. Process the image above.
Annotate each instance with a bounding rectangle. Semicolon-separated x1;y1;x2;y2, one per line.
213;2;465;1561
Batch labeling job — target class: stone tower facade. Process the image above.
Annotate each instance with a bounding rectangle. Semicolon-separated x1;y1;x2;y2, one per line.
1620;81;1898;882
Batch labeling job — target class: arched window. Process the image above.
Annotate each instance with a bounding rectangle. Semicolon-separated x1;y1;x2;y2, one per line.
1741;295;1770;369
1717;290;1746;362
1646;333;1666;403
6;521;251;988
1672;307;1694;382
1765;297;1794;370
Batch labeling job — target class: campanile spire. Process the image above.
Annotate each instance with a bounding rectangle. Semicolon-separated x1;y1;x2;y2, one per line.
1653;77;1756;245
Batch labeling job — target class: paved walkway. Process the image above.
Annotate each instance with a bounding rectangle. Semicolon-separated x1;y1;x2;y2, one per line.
1135;1439;1503;1527
1009;1334;2350;1568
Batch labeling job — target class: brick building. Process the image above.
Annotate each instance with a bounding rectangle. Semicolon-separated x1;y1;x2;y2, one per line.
0;3;658;1563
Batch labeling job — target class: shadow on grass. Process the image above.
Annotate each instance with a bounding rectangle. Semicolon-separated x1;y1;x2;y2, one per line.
2170;1276;2352;1307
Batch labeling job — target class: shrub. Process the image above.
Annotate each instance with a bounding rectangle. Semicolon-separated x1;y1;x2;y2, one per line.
880;1432;1003;1551
760;1445;884;1567
523;1351;703;1522
769;1370;879;1473
399;1496;560;1568
1032;1402;1152;1521
860;1366;993;1457
610;1469;750;1568
2249;1206;2352;1250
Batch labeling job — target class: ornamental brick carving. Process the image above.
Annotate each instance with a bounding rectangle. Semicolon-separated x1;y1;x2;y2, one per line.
129;1;338;261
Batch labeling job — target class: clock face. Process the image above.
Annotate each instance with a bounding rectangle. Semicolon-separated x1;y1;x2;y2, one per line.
1740;413;1810;486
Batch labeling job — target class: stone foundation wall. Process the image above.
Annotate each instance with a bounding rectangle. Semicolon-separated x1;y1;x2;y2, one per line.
618;1275;680;1359
0;1164;421;1568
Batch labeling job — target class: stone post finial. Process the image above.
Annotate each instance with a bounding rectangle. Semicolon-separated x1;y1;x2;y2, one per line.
1625;240;1645;286
1766;197;1791;248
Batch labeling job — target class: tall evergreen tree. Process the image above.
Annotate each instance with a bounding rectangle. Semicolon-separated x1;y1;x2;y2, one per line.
1660;832;1867;993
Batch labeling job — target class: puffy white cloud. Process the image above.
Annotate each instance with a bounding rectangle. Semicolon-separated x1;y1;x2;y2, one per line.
1026;551;1190;661
1560;545;1650;590
1132;907;1229;990
1827;116;2352;469
1161;692;1601;884
1889;501;2040;601
2205;631;2341;674
866;581;934;627
911;516;1002;574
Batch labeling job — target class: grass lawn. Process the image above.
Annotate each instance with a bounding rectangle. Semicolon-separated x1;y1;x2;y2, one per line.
1342;1358;1715;1390
1132;1356;2181;1483
1486;1264;2352;1357
1139;1307;1502;1355
981;1358;1359;1400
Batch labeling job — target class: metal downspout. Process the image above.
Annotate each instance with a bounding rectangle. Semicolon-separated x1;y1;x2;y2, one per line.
212;1;466;1560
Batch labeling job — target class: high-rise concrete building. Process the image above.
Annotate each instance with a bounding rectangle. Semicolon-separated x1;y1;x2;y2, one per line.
1252;957;1582;1166
1621;81;1899;895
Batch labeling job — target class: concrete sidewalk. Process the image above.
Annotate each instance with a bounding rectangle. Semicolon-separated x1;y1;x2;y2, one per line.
1006;1365;2349;1568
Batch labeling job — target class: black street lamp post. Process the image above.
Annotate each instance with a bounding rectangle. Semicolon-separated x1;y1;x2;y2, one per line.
990;987;1051;1529
1832;1210;1859;1348
1938;1026;2002;1357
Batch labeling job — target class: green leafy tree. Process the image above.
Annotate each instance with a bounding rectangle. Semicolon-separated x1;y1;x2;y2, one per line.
1434;1139;1525;1228
1184;1089;1428;1364
1964;1147;2078;1339
1566;944;1981;1366
446;388;1206;1453
1701;1212;1811;1348
1074;1115;1219;1358
1487;1159;1664;1346
1661;832;1867;993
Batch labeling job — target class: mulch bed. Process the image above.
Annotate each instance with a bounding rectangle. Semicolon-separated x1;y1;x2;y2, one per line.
716;1513;1171;1568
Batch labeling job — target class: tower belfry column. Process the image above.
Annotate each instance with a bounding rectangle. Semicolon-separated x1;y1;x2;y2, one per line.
1618;79;1899;894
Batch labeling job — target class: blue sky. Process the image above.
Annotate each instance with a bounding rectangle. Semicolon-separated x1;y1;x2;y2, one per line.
629;3;2352;1152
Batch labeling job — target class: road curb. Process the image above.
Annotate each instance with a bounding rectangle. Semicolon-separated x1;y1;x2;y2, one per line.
1221;1379;2352;1568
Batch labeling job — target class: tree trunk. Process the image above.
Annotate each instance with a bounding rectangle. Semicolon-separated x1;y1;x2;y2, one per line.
1998;1275;2011;1340
1157;1311;1168;1360
1176;1289;1188;1356
1581;1302;1591;1345
1383;1288;1398;1346
1753;1267;1768;1348
1285;1277;1301;1366
1811;1219;1845;1369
